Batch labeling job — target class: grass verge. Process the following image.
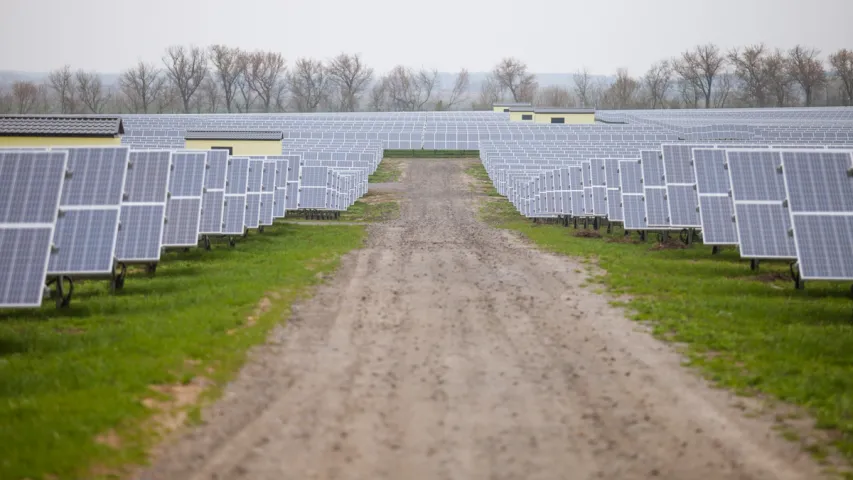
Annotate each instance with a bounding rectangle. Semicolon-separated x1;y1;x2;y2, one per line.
0;223;366;480
341;200;400;223
469;169;853;468
369;159;403;183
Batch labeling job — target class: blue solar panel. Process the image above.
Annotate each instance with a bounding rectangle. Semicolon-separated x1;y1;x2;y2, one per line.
245;193;261;228
222;195;246;235
124;151;171;203
727;149;795;259
779;149;853;280
47;147;128;276
162;198;203;247
226;157;250;195
0;151;68;308
622;194;647;230
0;151;68;224
115;150;171;262
49;209;122;274
698;196;738;245
0;228;55;307
162;152;205;247
115;205;167;262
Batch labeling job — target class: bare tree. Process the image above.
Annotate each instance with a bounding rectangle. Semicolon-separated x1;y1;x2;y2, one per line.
162;45;208;113
713;71;735;108
199;77;221;113
12;81;39;114
47;65;77;113
535;85;573;108
763;49;793;107
0;85;12;114
119;61;166;113
287;58;328;112
384;66;439;111
155;82;180;114
478;75;503;109
674;44;726;108
436;68;470;110
233;52;255;112
573;67;593;107
244;51;287;113
829;49;853;106
492;58;537;103
676;77;701;108
74;71;111;113
326;53;374;112
368;78;387;111
787;45;826;106
643;61;673;109
208;45;242;113
601;68;639;109
729;44;769;107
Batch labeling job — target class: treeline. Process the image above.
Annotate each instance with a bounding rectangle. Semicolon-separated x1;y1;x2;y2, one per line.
0;43;851;114
486;44;853;110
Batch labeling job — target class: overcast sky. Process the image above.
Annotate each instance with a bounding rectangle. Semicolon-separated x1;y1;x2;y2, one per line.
1;0;851;75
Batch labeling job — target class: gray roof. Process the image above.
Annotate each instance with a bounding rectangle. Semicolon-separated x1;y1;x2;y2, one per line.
184;130;284;141
534;107;596;114
493;102;533;107
509;106;535;112
0;115;124;137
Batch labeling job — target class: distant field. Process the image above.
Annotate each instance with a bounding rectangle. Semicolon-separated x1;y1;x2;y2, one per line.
466;163;853;467
0;223;366;480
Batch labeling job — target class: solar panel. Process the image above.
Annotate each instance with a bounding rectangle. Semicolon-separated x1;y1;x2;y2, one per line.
0;151;68;307
115;151;171;262
198;149;228;235
779;150;853;280
259;160;276;226
222;157;249;235
693;148;737;245
726;150;796;259
662;144;708;228
244;159;264;228
640;150;670;228
48;147;129;276
162;151;206;247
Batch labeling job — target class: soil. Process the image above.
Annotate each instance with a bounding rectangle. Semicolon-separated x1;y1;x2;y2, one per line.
136;159;826;480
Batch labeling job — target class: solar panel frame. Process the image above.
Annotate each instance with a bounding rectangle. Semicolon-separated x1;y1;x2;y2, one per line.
0;150;68;307
779;149;853;280
47;147;130;276
115;150;171;262
726;149;797;260
161;151;206;247
692;148;738;246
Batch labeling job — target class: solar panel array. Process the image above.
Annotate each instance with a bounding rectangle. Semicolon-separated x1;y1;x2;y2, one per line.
4;108;853;309
1;139;373;308
475;107;853;290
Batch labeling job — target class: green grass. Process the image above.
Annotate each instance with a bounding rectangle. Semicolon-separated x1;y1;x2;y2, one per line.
470;173;853;464
464;163;502;197
383;149;480;158
341;200;400;223
0;222;366;480
368;159;402;183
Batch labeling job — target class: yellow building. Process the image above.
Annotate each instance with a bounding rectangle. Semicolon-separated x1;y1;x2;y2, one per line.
492;102;532;113
533;108;596;124
0;115;123;147
509;106;535;122
184;131;283;155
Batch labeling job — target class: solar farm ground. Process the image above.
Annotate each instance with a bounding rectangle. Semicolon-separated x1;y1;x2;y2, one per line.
137;159;840;480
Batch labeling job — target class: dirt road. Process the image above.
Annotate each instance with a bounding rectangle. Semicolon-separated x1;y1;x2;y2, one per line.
138;159;824;480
